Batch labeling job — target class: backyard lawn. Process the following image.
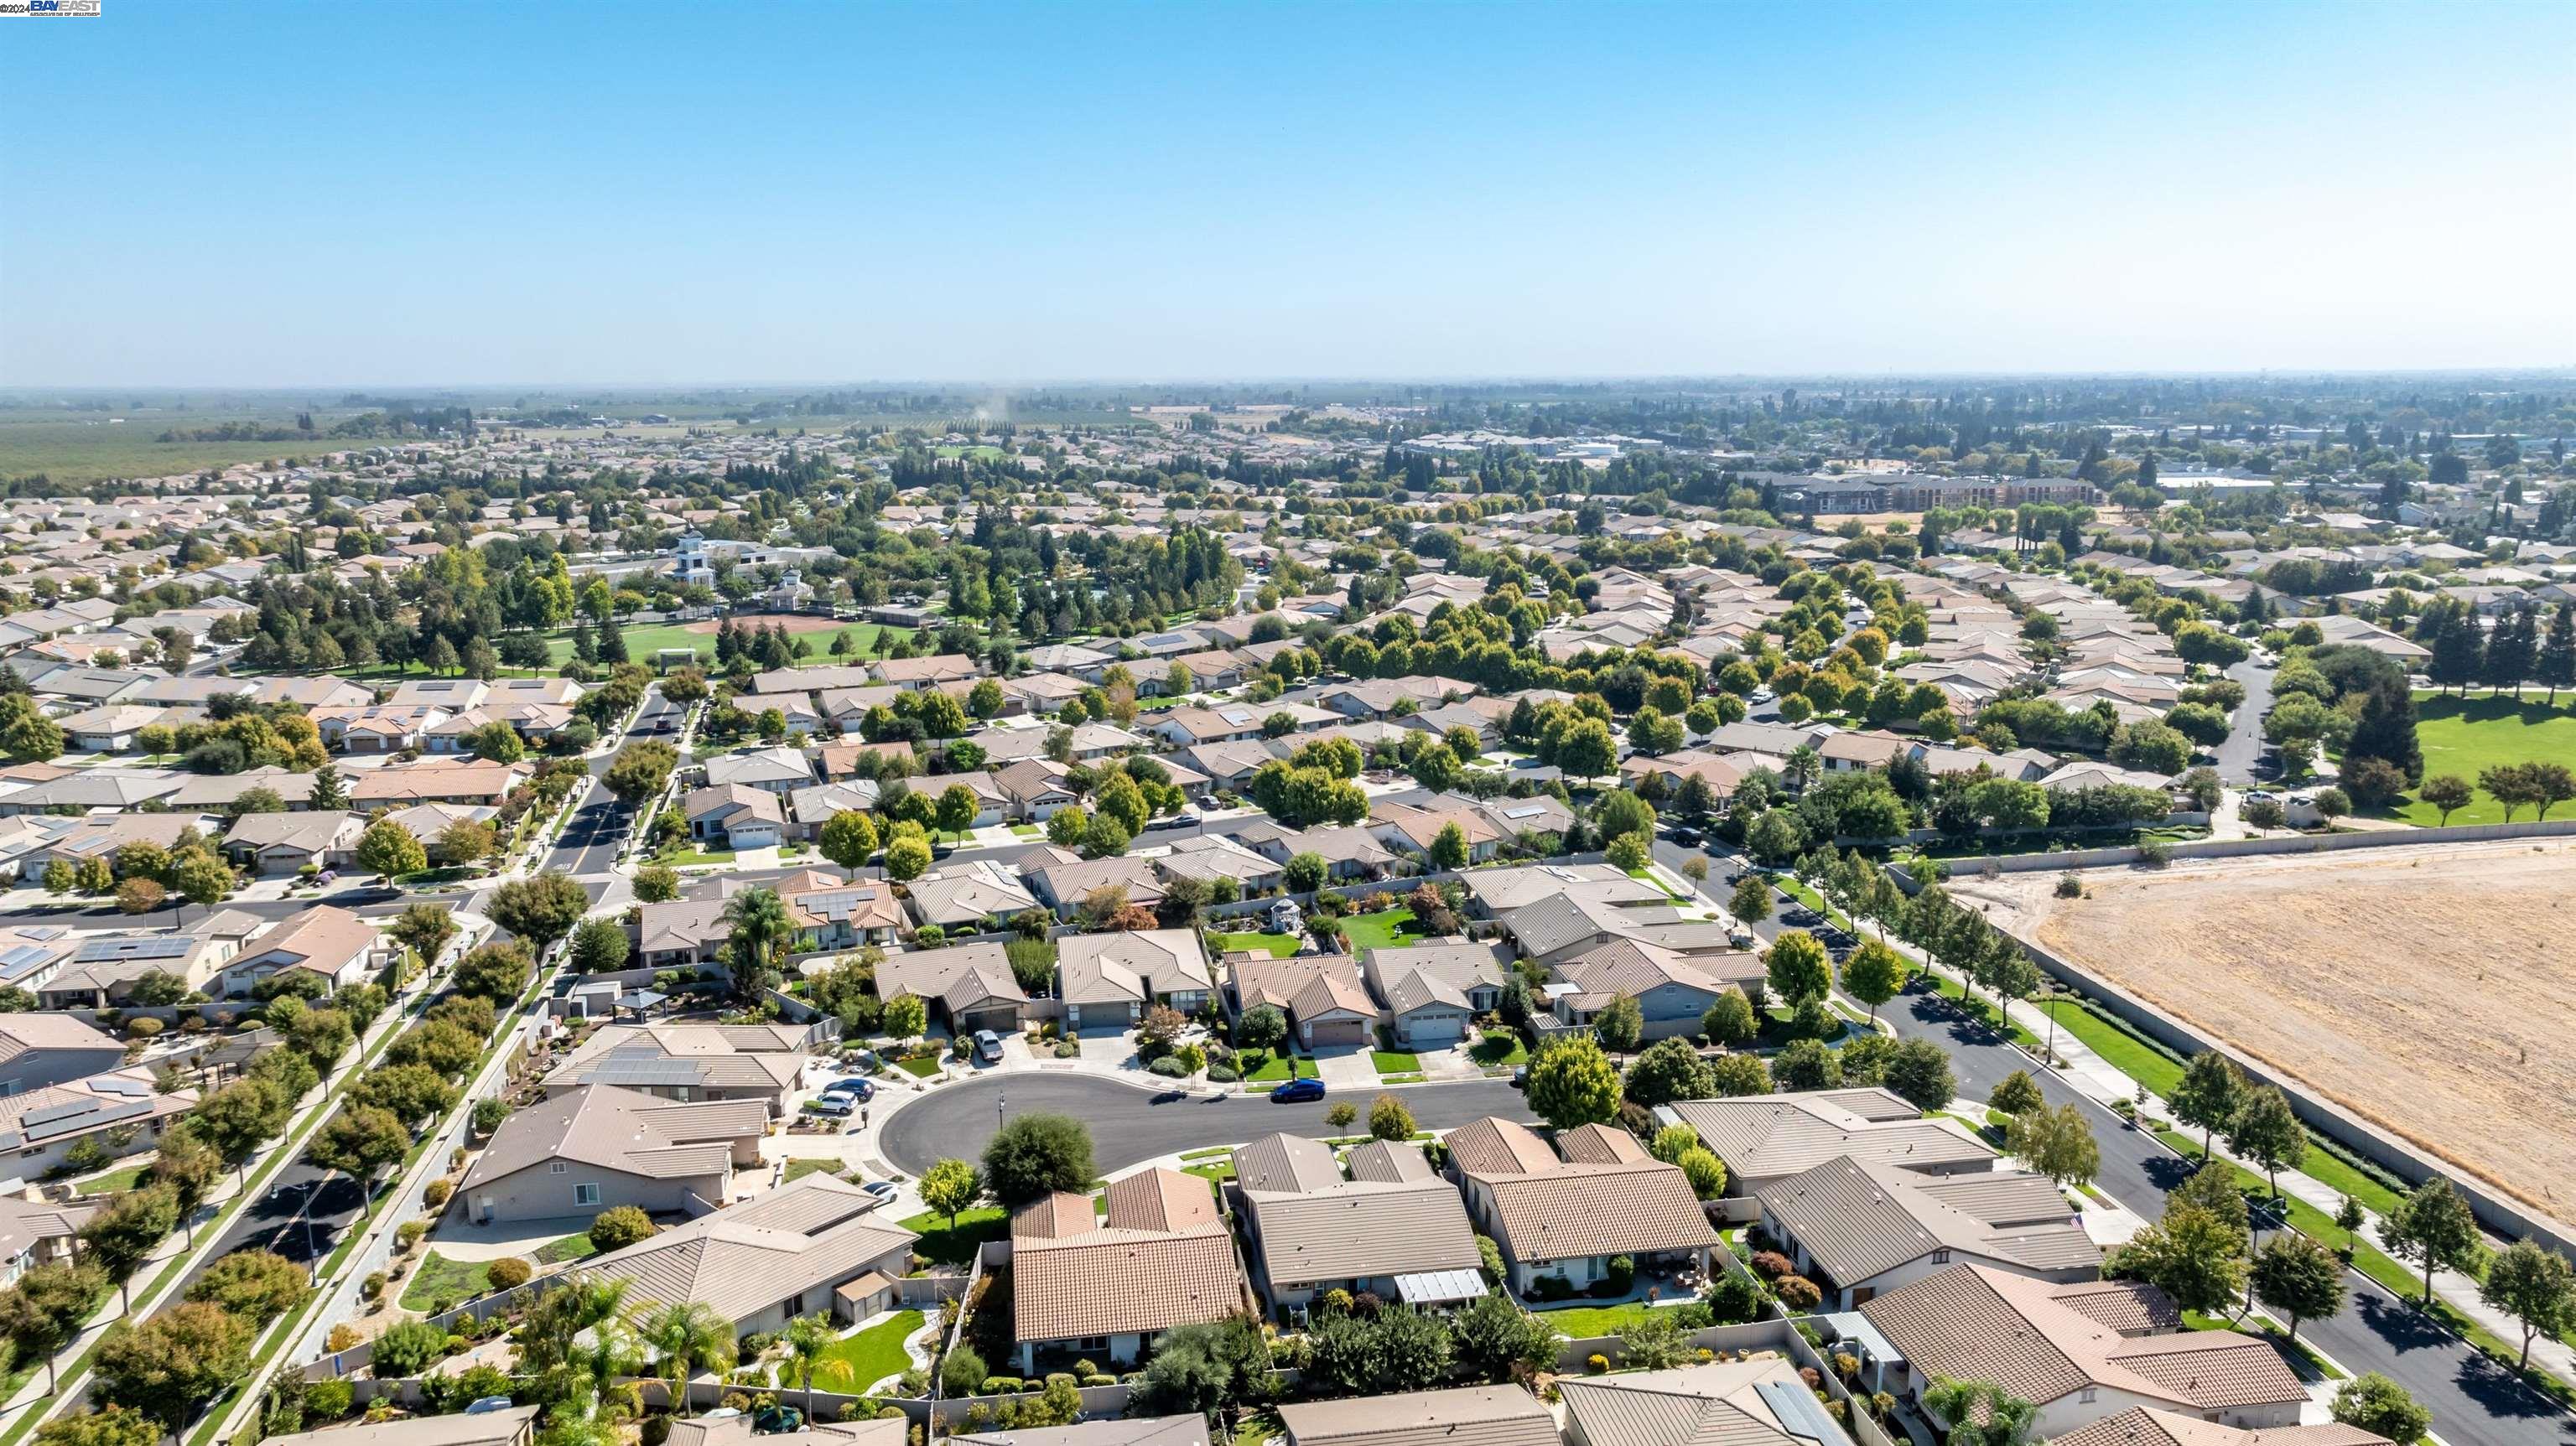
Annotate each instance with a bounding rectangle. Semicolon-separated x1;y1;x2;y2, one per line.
397;1252;490;1311
1337;907;1420;954
2380;693;2576;826
785;1158;848;1183
74;1164;150;1196
804;1309;925;1394
1531;1300;1667;1335
902;1207;1006;1266
1212;930;1298;957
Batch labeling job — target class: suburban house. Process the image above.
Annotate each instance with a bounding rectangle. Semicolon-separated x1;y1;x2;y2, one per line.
543;1022;812;1115
903;859;1038;930
1857;1264;2309;1438
36;926;247;1008
1366;801;1503;865
703;746;818;796
1150;832;1285;896
785;780;881;841
213;906;387;999
1358;939;1510;1048
1275;1386;1556;1446
870;654;979;692
579;1171;917;1336
634;899;730;973
1229;1133;1485;1319
1024;853;1166;920
1659;1089;1997;1195
1441;1116;1718;1297
2054;1407;2397;1446
1056;929;1216;1032
1559;1357;1852;1446
1753;1155;2100;1309
1542;937;1766;1039
14;812;204;873
0;1016;127;1095
346;757;531;807
457;1083;768;1224
685;784;786;849
1499;889;1742;970
1010;1166;1250;1373
773;871;905;948
0;1191;102;1287
1220;821;1396;882
1228;954;1376;1048
0;1066;199;1187
673;1418;904;1446
221;810;365;877
872;941;1028;1036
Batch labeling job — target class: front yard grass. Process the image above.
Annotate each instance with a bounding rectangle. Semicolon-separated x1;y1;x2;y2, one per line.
1470;1032;1527;1068
1240;1051;1316;1083
536;1231;597;1265
1371;1050;1421;1075
894;1055;944;1078
1336;906;1420;954
805;1309;924;1393
786;1158;848;1183
659;845;741;868
902;1207;1007;1267
74;1163;150;1196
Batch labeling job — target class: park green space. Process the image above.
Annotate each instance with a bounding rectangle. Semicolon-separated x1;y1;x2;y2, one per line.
2377;693;2576;826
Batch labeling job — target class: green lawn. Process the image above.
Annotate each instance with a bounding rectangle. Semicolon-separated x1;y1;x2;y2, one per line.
1372;1050;1421;1075
2028;996;2183;1095
902;1207;1006;1267
2378;694;2576;826
74;1163;150;1196
805;1309;925;1394
786;1158;848;1183
1242;1053;1320;1090
397;1250;492;1311
658;845;742;867
535;1231;597;1265
1337;907;1421;954
894;1055;944;1078
1532;1300;1666;1336
1470;1032;1527;1068
1212;930;1298;957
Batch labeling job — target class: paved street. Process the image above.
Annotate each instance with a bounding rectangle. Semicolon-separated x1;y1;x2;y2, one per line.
879;1072;1534;1177
2214;655;2281;784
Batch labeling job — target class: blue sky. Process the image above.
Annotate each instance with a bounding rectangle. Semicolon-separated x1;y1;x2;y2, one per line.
4;0;2570;386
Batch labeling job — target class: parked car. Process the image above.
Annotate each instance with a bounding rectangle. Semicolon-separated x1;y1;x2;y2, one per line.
860;1180;900;1205
1270;1077;1327;1104
1509;1065;1530;1090
807;1095;855;1118
1671;827;1702;847
973;1029;1005;1065
821;1075;875;1101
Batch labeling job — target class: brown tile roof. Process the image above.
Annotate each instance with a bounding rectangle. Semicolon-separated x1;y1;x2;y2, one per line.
1105;1165;1219;1233
1753;1156;2098;1287
1555;1122;1649;1165
1660;1091;1995;1184
2051;1407;2391;1446
1342;1139;1436;1184
1556;1357;1815;1446
1011;1169;1245;1345
1241;1179;1483;1293
1232;1132;1343;1195
1278;1384;1557;1446
1481;1162;1720;1265
460;1084;763;1193
577;1173;916;1327
1441;1116;1561;1177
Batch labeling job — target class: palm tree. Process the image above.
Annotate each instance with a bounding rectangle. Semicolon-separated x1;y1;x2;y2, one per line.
720;886;792;1001
782;1312;835;1420
641;1299;738;1417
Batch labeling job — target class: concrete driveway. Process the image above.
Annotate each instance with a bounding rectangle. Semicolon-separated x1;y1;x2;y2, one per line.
1311;1046;1378;1091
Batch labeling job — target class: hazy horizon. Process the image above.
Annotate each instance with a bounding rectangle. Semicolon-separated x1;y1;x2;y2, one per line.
6;0;2571;387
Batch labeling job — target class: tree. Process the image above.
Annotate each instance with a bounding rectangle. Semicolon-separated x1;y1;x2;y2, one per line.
640;1300;737;1417
880;993;927;1046
307;764;347;810
1596;789;1656;844
934;782;979;840
2112;1197;2249;1316
982;1112;1095;1206
1921;1381;2042;1446
885;832;933;881
1524;1037;1619;1128
633;863;681;903
1283;851;1328;893
453;941;532;1003
489;872;589;954
1988;1070;2045;1116
115;876;166;917
588;1205;657;1252
0;695;65;764
602;741;679;810
1706;1052;1771;1096
1368;1092;1416;1141
1623;1037;1713;1108
2332;1373;2432;1444
568;915;631;974
1838;939;1906;1024
1448;1291;1558;1384
354;818;426;883
1727;874;1772;926
2171;1050;2243;1160
2480;1239;2576;1373
436;816;501;868
382;906;459;984
309;1103;409;1210
90;1301;252;1430
817;809;879;879
782;1311;835;1420
1133;1317;1270;1419
79;1184;179;1313
147;1127;219;1246
719;885;792;999
351;1062;458;1131
2480;761;2542;822
35;1407;158;1446
2382;1176;2484;1307
2246;1231;2347;1343
1591;993;1643;1058
2005;1102;2100;1189
2225;1085;2306;1198
1763;930;1831;1006
1233;1003;1287;1065
184;1247;309;1326
461;719;525;764
1701;987;1757;1047
917;1158;983;1228
1881;1038;1955;1112
190;1077;288;1179
0;1261;107;1394
1772;1039;1841;1091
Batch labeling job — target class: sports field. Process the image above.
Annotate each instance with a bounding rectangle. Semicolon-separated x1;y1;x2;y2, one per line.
1968;841;2576;1223
2381;692;2576;825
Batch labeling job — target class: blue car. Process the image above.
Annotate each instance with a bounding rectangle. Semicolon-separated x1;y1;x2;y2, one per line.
1270;1078;1327;1104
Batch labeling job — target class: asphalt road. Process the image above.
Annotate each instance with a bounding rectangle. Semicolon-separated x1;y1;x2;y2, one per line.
172;1164;368;1293
1681;832;2572;1446
879;1072;1535;1178
2213;656;2281;784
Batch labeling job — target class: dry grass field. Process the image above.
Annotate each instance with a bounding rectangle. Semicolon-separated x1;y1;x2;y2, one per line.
1960;841;2576;1221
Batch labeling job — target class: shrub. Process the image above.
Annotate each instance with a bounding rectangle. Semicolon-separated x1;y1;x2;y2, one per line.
423;1178;453;1210
1748;1251;1794;1282
127;1017;164;1039
1204;1063;1239;1082
486;1257;532;1289
361;1272;385;1299
589;1205;656;1253
978;1377;1022;1394
1145;1055;1189;1078
304;1381;355;1420
2055;872;2083;899
325;1324;363;1353
940;1346;989;1397
1587;1353;1611;1374
396;1221;426;1251
1774;1274;1824;1311
1706;1272;1763;1323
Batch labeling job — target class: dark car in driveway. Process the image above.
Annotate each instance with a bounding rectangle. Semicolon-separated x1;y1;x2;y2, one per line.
1270;1078;1327;1104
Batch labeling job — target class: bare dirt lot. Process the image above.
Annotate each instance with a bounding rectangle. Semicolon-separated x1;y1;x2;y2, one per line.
1956;841;2576;1221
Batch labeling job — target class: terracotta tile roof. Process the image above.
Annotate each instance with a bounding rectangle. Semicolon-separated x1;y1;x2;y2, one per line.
1480;1162;1720;1264
1277;1385;1557;1446
1232;1132;1343;1195
1011;1169;1245;1345
1556;1122;1649;1165
1441;1116;1561;1177
2051;1407;2391;1446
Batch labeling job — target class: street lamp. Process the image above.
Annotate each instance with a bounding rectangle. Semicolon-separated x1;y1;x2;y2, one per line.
997;1090;1005;1133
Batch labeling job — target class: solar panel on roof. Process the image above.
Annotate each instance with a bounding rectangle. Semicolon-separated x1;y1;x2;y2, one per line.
73;935;194;963
18;1099;99;1129
593;1059;706;1087
91;1076;151;1097
24;1097;148;1142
